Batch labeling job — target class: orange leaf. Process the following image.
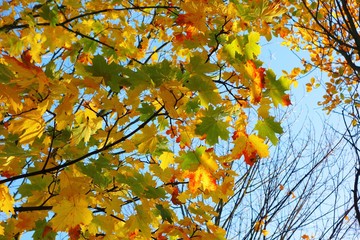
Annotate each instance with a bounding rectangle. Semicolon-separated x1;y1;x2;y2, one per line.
171;186;183;205
184;166;217;193
282;94;292;106
302;234;310;240
245;60;266;104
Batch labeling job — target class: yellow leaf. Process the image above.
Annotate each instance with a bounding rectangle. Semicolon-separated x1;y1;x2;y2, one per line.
200;151;218;172
344;215;349;221
8;110;46;145
51;197;93;231
121;139;137;153
0;185;14;216
136;124;158;153
159;152;175;170
262;229;269;236
248;135;269;158
71;109;102;144
279;184;284;191
0;224;4;235
159;85;179;118
184;166;217;193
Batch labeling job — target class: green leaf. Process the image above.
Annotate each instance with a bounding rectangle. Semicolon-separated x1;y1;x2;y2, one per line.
188;54;218;74
141;60;178;87
254;117;283;145
180;147;205;170
185;98;200;113
223;37;244;62
32;220;56;240
0;63;14;83
78;162;111;188
18;175;53;197
118;66;151;89
155;204;173;223
266;70;292;106
184;75;221;107
39;5;58;26
138;103;156;121
144;186;166;199
195;107;230;145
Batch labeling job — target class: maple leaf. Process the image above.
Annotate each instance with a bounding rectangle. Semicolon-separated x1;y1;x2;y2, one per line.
51;197;93;231
184;166;217;193
232;132;269;166
254;116;284;145
159;85;179;118
199;150;218;172
245;32;261;59
266;70;292;107
180;147;203;171
245;60;266;104
136;124;159;154
71;109;102;144
195;106;229;145
0;185;14;216
159;152;175;170
155;204;174;224
171;186;183;205
69;224;81;240
7;104;48;144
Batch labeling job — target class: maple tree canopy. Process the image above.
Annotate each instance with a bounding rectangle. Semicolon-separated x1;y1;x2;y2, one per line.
0;0;297;239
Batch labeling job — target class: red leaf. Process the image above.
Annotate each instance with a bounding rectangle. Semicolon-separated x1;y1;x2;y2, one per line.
69;225;81;240
171;186;183;205
282;94;292;106
176;14;194;26
243;150;257;166
42;226;53;238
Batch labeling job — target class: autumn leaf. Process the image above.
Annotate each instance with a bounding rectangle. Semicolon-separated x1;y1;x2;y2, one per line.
199;150;218;172
69;225;81;240
245;60;266;104
159;152;175;170
195;106;229;145
245;32;261;59
155;204;174;224
266;70;292;107
135;124;159;154
302;234;310;240
262;229;269;236
171;186;183;205
255;117;284;145
51;197;93;231
0;0;298;238
184;165;217;193
0;185;14;216
71;108;102;144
